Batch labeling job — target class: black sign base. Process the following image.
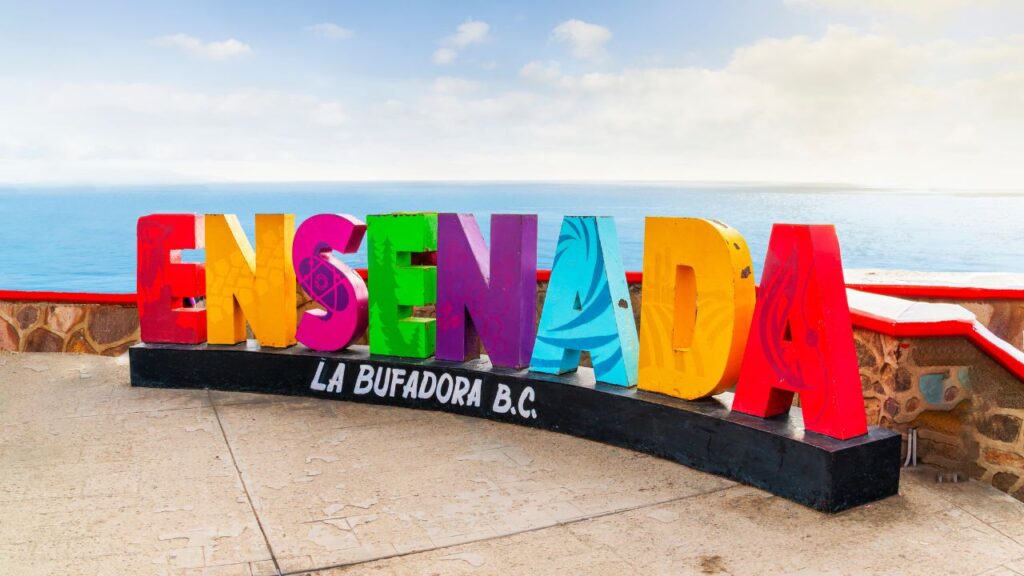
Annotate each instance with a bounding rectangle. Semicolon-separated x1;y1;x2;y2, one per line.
129;342;900;512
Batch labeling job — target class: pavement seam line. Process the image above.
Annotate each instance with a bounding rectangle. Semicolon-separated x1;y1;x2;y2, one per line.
287;483;741;575
208;390;284;576
952;498;1024;551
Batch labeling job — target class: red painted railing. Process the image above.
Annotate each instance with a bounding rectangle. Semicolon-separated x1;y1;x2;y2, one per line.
0;290;136;305
846;289;1024;381
4;269;1021;303
846;283;1024;301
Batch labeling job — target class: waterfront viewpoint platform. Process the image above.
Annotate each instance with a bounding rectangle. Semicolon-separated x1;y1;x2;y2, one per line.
5;352;1024;575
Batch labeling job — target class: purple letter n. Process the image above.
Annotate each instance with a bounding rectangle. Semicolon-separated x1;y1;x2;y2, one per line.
436;213;538;368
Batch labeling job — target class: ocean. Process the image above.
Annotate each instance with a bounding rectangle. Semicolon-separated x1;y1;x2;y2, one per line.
1;183;1021;293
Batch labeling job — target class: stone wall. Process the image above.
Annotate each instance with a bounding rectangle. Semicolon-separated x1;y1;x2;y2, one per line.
857;330;1024;498
0;301;140;356
849;281;1024;496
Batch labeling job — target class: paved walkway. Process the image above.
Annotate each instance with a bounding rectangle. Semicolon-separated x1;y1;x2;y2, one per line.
3;352;1024;576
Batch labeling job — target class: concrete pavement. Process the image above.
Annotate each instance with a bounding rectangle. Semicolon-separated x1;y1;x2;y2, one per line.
3;351;1024;575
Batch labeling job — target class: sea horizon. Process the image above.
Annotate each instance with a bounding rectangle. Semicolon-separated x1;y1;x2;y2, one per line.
2;182;1021;293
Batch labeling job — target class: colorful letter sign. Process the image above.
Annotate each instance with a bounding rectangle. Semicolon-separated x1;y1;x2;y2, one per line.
530;217;639;386
293;214;369;351
731;224;868;440
135;209;873;444
137;214;206;344
128;206;899;511
366;213;438;358
205;214;297;348
132;209;898;512
638;218;756;400
436;214;537;368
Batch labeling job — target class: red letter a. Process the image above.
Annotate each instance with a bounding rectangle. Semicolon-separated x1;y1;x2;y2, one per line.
731;224;867;440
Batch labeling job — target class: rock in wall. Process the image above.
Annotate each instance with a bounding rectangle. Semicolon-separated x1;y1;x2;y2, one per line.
0;301;140;356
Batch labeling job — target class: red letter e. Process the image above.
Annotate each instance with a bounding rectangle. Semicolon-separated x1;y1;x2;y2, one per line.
137;214;207;344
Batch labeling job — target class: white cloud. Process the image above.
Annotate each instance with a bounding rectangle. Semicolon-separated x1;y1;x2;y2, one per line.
0;82;352;181
432;77;479;94
4;26;1024;188
448;20;490;47
432;48;458;65
307;22;353;39
433;20;489;65
785;0;983;18
961;35;1024;66
552;20;611;60
519;61;563;84
152;34;251;60
496;26;1024;187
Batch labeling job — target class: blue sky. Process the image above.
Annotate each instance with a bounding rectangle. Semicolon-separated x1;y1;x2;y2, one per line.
2;0;1023;187
4;2;814;89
